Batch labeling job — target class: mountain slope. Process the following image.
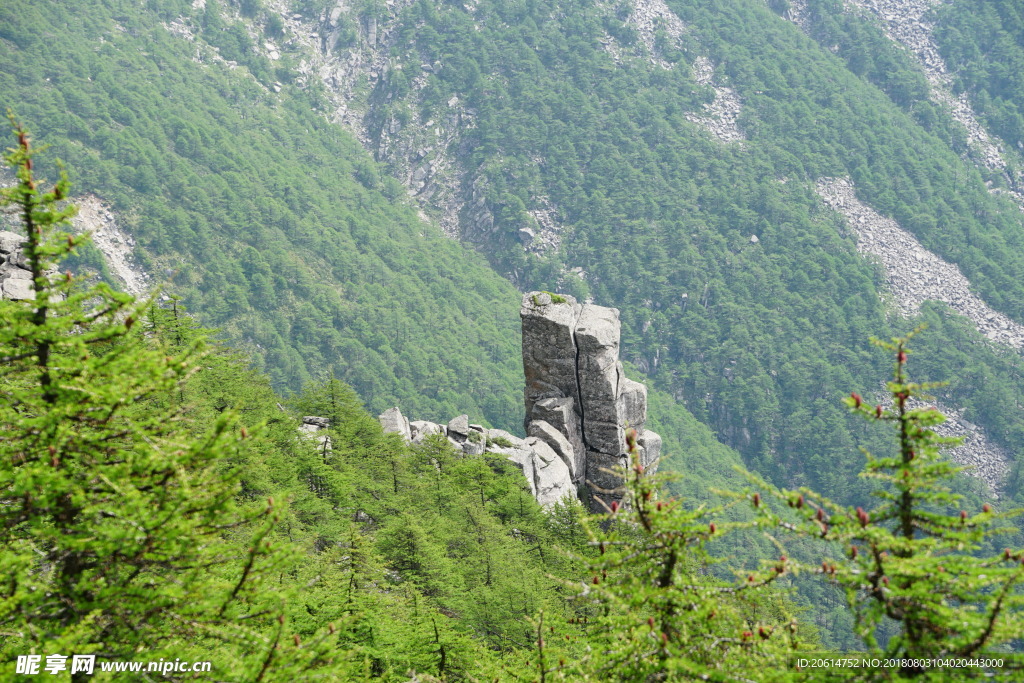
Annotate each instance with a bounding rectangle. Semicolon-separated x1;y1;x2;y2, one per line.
290;0;1024;502
0;0;528;428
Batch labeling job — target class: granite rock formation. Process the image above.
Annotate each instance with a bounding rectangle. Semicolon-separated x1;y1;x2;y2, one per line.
0;230;34;301
299;416;332;455
377;406;578;508
521;292;661;511
373;293;659;511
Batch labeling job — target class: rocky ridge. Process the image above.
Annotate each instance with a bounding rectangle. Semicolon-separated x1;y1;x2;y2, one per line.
376;293;660;511
817;177;1024;349
375;405;578;508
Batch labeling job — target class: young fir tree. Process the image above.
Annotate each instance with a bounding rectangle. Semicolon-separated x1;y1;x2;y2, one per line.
554;429;811;681
750;330;1024;678
0;119;343;680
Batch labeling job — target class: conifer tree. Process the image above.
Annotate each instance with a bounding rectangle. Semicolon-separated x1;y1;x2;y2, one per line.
0;118;341;679
751;330;1024;677
566;429;809;680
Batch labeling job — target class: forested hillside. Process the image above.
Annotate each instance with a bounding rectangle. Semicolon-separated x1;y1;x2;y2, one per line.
295;0;1024;505
0;0;528;428
3;0;1024;529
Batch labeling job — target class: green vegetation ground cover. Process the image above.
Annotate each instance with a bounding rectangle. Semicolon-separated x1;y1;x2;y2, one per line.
4;132;1023;678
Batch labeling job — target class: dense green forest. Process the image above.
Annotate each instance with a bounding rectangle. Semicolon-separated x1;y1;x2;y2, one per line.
935;0;1024;152
3;0;1023;504
0;0;528;428
3;141;1022;678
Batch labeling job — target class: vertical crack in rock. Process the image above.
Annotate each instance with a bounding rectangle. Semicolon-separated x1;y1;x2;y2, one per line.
521;292;660;511
570;304;591;452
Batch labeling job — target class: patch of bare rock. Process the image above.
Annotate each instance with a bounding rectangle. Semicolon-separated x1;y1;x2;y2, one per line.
376;293;661;511
687;57;746;144
817;177;1024;350
72;196;151;296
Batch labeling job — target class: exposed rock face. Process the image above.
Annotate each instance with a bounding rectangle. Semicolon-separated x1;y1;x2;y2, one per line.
377;405;579;508
372;294;658;510
530;397;586;479
521;292;661;511
0;230;31;300
525;437;576;507
299;416;332;454
378;406;412;441
0;230;61;301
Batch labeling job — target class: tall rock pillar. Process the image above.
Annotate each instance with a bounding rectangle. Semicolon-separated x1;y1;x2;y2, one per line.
521;292;661;511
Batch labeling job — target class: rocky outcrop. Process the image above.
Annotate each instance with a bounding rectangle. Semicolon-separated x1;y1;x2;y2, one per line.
378;406;412;441
521;292;661;511
373;293;659;511
0;230;64;301
376;405;579;508
299;416;333;455
0;230;33;301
